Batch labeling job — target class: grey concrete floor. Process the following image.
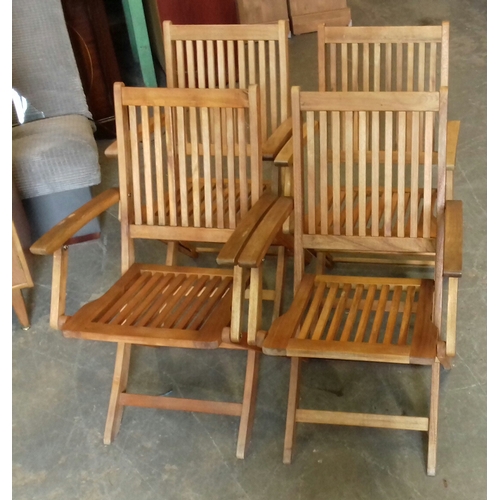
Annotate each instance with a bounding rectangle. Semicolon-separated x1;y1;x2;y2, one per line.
12;0;486;498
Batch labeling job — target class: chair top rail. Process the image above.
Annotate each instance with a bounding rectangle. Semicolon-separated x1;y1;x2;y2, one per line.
321;23;447;44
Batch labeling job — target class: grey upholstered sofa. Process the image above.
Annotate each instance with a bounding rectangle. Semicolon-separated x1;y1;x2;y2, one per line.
12;0;102;242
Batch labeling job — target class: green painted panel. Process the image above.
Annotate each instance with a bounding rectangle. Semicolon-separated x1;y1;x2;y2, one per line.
121;0;157;87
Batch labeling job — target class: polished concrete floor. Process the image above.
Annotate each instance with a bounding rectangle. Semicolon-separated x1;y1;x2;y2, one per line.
12;0;487;498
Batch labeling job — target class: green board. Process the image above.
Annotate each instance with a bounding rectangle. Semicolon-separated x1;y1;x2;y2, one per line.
122;0;157;87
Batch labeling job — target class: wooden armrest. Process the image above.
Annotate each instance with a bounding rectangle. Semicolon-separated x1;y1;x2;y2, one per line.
446;120;461;169
237;197;293;267
30;188;120;256
262;274;316;355
274;121;316;167
443;200;463;277
262;117;293;161
217;192;278;265
104;140;118;158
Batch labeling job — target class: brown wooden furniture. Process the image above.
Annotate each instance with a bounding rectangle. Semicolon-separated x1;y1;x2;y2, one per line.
288;0;351;35
60;0;122;138
236;0;289;24
263;87;463;475
30;84;293;458
13;188;34;330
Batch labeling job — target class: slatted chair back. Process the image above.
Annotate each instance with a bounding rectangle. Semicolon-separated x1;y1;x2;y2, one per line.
318;23;449;93
291;87;448;328
114;83;263;271
317;22;458;199
163;20;291;161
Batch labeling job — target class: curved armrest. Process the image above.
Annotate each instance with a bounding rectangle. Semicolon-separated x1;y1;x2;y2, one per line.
30;188;120;255
443;200;463;277
217;192;278;265
262;117;293;161
262;274;316;355
237;196;293;267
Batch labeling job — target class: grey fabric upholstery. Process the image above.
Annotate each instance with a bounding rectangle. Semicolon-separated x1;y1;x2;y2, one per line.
12;0;92;121
12;115;100;199
12;0;101;200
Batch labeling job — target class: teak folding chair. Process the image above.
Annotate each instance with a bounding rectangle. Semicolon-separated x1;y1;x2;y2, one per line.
30;84;293;459
263;87;463;475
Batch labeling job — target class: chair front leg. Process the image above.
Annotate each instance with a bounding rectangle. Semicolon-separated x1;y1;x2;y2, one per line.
104;342;132;445
427;360;441;476
284;357;302;464
236;349;261;459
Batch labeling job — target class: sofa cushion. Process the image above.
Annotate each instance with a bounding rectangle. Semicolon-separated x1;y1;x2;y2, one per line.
12;114;101;199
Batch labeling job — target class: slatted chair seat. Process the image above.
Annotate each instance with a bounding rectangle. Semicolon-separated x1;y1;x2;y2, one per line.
63;265;235;348
264;275;437;364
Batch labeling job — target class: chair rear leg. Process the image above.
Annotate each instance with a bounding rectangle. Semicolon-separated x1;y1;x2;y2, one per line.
104;342;132;445
427;360;441;476
284;357;301;464
236;350;261;459
272;246;286;322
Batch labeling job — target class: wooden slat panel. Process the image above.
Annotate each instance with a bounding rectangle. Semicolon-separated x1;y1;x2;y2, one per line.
307;111;316;234
383;286;402;344
299;91;440;112
129;106;142;225
169;23;283;41
153;106;166;225
324;283;351;341
323;25;443;44
398;285;416;345
176;107;189;226
331;111;341;234
397;111;406;237
297;281;326;340
311;283;339;341
353;284;377;342
339;284;363;341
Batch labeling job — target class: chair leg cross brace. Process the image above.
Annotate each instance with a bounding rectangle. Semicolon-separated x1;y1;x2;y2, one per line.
283;358;441;475
103;344;260;458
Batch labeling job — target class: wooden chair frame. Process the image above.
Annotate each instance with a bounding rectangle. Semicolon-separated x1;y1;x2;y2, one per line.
263;86;463;475
31;84;293;459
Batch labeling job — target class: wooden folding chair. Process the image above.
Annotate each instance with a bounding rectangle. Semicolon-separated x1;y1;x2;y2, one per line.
30;84;293;459
263;86;463;475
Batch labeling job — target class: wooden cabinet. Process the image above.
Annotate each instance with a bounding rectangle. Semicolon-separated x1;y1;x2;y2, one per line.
60;0;122;138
